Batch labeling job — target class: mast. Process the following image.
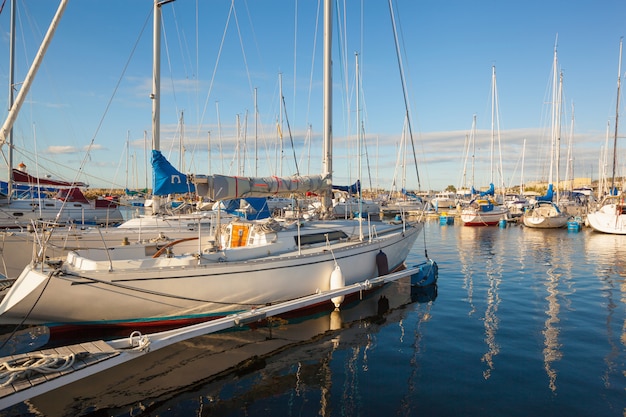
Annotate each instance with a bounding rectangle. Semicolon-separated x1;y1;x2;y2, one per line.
490;66;496;184
556;70;563;203
254;87;258;176
548;39;558;188
356;52;363;240
279;73;284;176
152;1;164;152
471;114;476;190
125;131;130;190
7;0;15;201
151;0;175;213
321;0;333;213
611;37;622;194
521;138;526;195
0;0;68;146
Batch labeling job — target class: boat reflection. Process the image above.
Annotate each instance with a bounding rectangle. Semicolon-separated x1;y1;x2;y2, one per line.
520;227;576;392
3;275;437;417
585;232;626;392
455;225;503;379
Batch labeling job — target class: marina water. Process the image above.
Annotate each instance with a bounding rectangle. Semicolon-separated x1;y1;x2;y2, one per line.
1;219;625;416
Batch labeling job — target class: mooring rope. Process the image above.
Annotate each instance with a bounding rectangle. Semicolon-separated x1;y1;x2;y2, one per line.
0;351;81;387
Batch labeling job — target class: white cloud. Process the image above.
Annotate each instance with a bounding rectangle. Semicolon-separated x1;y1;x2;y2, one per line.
47;145;79;154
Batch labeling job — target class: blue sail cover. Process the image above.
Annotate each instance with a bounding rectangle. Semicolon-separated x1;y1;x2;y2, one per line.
222;197;271;220
536;184;554;202
152;150;196;196
401;188;422;202
332;180;360;194
478;183;495;197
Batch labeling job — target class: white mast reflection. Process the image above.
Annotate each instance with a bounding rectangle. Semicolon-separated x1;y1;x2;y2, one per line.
542;263;562;392
481;253;502;379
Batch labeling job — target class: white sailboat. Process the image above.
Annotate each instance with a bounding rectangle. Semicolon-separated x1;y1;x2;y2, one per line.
587;38;626;234
0;0;124;229
460;66;509;226
523;39;569;229
0;1;206;279
0;0;422;330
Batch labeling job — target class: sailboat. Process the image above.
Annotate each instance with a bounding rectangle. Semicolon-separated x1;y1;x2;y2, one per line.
0;0;422;330
523;40;569;229
460;66;509;226
0;1;209;280
0;0;124;229
587;38;626;234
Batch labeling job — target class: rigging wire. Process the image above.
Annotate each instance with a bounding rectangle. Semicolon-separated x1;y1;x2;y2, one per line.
387;0;421;191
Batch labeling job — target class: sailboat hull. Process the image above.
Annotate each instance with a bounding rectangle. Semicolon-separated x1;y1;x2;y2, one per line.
522;201;568;229
0;221;421;328
460;206;509;226
586;202;626;234
0;198;124;228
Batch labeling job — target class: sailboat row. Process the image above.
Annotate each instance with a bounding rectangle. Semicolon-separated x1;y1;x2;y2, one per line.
0;0;423;330
0;0;124;229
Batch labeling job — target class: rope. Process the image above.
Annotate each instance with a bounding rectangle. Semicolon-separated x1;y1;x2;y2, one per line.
0;352;80;387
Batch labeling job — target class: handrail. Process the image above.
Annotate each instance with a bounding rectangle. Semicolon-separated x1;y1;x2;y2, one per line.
152;237;199;258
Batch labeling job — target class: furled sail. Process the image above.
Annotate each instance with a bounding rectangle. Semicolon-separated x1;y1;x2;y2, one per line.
152;150;196;195
333;180;360;194
536;183;554;202
193;173;330;201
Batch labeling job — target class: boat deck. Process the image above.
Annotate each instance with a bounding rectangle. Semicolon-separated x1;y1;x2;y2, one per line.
0;340;119;400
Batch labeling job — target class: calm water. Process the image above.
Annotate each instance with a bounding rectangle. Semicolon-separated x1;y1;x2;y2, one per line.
1;220;625;416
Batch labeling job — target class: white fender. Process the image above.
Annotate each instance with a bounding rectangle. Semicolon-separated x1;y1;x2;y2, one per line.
330;265;345;308
330;309;342;330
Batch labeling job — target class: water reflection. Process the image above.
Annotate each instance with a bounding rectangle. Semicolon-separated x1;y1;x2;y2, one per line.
520;228;576;392
585;232;626;392
399;290;435;417
456;226;503;379
5;275;431;417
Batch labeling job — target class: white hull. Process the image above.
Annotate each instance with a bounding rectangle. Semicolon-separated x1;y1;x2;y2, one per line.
0;198;124;228
332;199;380;217
431;193;457;210
522;215;569;229
0;219;421;326
522;202;568;229
460;206;508;226
586;202;626;235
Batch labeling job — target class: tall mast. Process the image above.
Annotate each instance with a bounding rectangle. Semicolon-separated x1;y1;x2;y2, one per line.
7;0;16;201
321;0;333;212
548;39;558;188
152;1;163;152
521;138;526;195
611;37;622;194
556;70;563;203
490;66;496;184
151;0;174;213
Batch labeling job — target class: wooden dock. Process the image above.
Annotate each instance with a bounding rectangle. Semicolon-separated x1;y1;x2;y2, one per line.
0;260;437;411
0;340;120;407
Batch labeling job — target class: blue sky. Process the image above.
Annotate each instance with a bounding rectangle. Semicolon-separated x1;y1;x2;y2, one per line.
0;0;624;193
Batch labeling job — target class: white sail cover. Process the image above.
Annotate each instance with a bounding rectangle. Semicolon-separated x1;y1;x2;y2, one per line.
192;174;331;201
